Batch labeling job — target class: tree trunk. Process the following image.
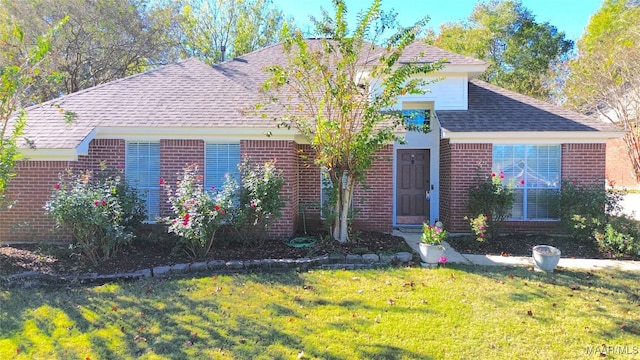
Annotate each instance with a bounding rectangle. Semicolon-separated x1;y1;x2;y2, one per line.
338;176;354;243
624;131;640;183
331;200;340;241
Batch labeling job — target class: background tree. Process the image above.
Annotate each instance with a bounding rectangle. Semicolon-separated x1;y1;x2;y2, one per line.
564;0;640;182
0;15;62;209
261;0;443;242
0;0;177;102
426;0;573;100
158;0;285;65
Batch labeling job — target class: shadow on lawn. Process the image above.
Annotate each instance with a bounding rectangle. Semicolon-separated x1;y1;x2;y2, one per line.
453;264;640;338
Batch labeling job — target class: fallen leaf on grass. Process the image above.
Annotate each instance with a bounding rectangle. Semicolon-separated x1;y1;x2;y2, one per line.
111;305;118;312
387;299;395;305
133;334;147;342
508;274;514;280
570;285;581;290
527;310;533;316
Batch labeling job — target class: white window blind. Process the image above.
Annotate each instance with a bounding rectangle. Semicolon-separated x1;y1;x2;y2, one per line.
205;143;240;190
493;145;561;220
126;142;160;222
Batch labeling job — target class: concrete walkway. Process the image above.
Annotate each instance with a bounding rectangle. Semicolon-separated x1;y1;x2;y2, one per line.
393;230;640;272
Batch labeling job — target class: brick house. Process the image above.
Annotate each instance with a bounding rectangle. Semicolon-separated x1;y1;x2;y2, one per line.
1;41;622;242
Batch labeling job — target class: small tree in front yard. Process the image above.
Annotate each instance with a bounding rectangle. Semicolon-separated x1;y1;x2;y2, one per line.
261;0;444;242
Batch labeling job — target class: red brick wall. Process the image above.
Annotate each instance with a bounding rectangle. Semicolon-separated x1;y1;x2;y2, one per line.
241;140;299;239
439;139;452;229
1;161;72;242
442;143;492;232
1;140;127;242
159;139;205;216
297;144;323;232
353;145;394;232
76;139;125;171
606;138;639;188
296;144;394;234
562;143;606;186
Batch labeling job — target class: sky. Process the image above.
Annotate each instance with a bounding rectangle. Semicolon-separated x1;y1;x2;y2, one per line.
275;0;604;42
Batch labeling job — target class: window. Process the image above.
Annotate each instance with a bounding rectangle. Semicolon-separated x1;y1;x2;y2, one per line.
205;143;240;190
402;109;431;127
126;142;160;222
493;145;561;220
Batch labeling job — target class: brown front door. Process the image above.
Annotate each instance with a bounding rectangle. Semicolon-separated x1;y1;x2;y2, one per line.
396;149;430;224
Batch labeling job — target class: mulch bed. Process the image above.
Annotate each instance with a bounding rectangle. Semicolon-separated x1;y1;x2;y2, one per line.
0;231;411;277
446;234;623;259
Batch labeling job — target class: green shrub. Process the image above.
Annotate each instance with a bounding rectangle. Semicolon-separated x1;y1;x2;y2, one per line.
161;164;233;260
45;166;146;265
593;216;640;258
466;169;515;240
554;179;623;240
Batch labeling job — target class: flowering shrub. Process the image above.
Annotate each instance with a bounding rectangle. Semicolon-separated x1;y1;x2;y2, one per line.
421;221;448;245
161;164;233;260
466;169;514;240
229;158;285;246
466;213;488;242
554;179;623;241
45;166;146;265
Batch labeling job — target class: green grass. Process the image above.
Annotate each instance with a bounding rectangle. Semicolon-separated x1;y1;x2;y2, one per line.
1;265;639;359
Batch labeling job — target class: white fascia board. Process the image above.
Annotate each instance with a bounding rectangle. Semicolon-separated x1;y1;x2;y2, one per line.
438;64;488;77
19;148;80;161
443;131;625;144
93;126;300;142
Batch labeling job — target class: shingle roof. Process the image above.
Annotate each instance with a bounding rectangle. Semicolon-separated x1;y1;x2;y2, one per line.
20;57;277;149
438;79;621;133
394;42;487;65
15;41;616;151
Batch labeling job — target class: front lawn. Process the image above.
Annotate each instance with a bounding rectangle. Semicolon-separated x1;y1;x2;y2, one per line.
1;265;638;359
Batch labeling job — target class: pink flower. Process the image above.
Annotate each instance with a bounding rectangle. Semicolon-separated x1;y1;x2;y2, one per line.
54;183;61;190
519;179;525;185
93;200;99;206
438;256;447;264
491;173;496;177
220;209;226;215
499;171;505;179
159;179;165;185
250;201;256;208
214;205;221;211
480;233;485;238
183;213;190;225
101;199;107;206
211;185;215;190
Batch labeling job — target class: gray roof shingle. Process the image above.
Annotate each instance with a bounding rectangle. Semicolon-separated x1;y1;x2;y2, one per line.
438;79;621;133
15;41;617;151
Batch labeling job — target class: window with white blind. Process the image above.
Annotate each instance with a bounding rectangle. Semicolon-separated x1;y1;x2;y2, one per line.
126;142;160;222
493;145;561;220
205;143;241;191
